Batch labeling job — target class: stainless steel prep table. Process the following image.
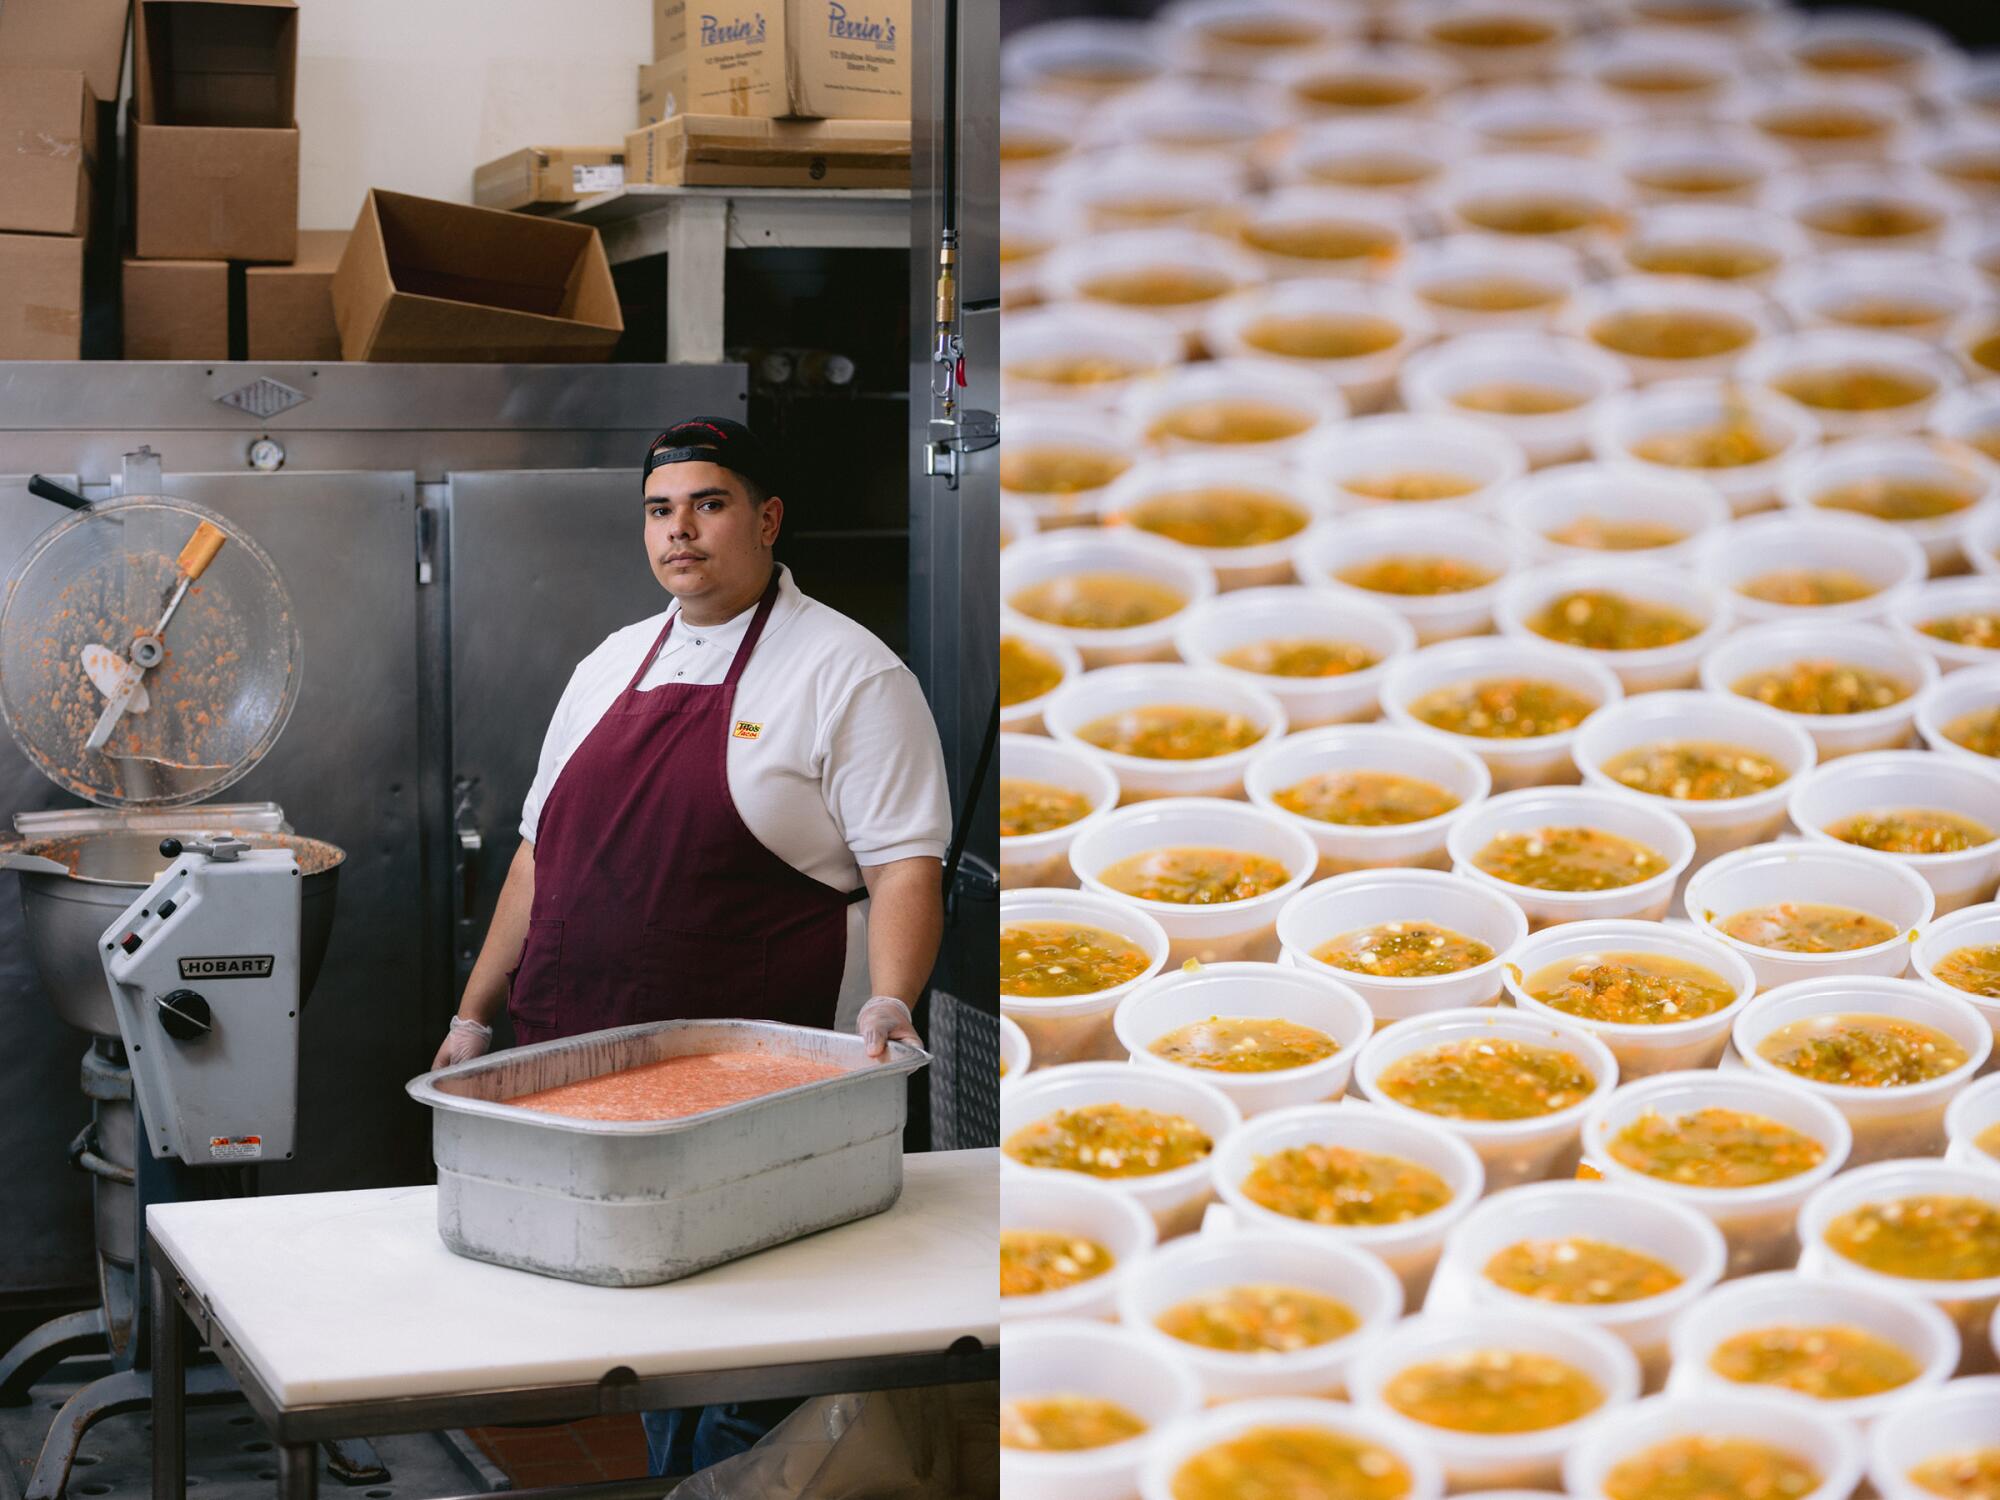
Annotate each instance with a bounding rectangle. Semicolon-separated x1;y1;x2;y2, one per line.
146;1149;997;1500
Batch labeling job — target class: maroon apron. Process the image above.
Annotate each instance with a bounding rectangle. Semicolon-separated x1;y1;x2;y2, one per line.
508;571;865;1043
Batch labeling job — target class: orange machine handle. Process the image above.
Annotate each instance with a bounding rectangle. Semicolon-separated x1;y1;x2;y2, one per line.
177;521;228;580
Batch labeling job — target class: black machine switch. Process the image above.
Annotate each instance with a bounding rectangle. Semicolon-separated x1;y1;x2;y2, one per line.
156;899;177;918
119;932;143;954
156;990;212;1042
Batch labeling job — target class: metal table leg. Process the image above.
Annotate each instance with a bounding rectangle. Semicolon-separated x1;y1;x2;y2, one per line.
278;1444;318;1500
664;197;729;364
150;1260;184;1500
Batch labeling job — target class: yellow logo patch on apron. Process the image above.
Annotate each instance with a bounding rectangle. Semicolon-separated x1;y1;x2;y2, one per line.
732;720;762;740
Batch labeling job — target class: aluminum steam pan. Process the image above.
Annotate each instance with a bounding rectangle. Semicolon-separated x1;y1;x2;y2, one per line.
406;1018;928;1287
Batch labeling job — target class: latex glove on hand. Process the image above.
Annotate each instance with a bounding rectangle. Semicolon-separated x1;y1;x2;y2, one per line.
431;1016;493;1071
857;996;919;1060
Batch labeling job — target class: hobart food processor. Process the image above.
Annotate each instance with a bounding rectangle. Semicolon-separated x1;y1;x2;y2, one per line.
0;452;366;1497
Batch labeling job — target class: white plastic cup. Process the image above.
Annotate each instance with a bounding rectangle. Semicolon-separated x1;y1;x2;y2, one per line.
1122;357;1349;465
1302;412;1529;523
1742;329;1963;443
1001;1012;1033;1086
1775;252;1985;341
1001;1174;1158;1323
1737;77;1913;168
1277;867;1529;1028
1381;636;1624;793
1137;1396;1446;1500
1299;511;1523;646
1173;586;1416;730
1604;122;1789;208
1916;902;2000;1061
1349;1310;1642;1491
1042;145;1252;239
1579;1069;1854;1275
1575;30;1743;123
1070;797;1320;966
1001;402;1142;530
1504;919;1758;1078
1001;18;1165;96
1784;9;1959;97
1156;0;1359;79
1098;454;1339;593
1400;334;1632;469
1002;528;1219;670
1000;1318;1204;1500
1932;384;2000;469
1696;512;1927;628
1397;0;1579;83
1115;961;1375;1117
1618;203;1811;291
1797;1159;2000;1374
1781;435;2000;576
1275;116;1470;200
1247;724;1492;880
1001;887;1173;1066
1044;662;1289;804
1574;691;1818;871
1772;167;1966;256
1426;1181;1729;1392
1087;76;1288;163
1229;186;1413;284
1917;662;2000;767
1114;1229;1405;1403
1592;376;1822;516
1493;557;1732;694
1002;301;1190;412
1000;620;1085;736
1396;235;1584;339
1789;749;2000;914
1450;78;1635;156
1666;1270;1958;1428
1892;577;2000;677
1698;618;1938;760
1002;1062;1244;1241
1435;151;1629;252
1261;41;1461;123
1350;1005;1620;1190
1733;975;1994;1163
1945;1070;2000;1172
1039;227;1268;352
1445;785;1696;928
1868;1374;2000;1500
1563;1390;1865;1500
1209;1101;1486;1306
1001;734;1122;888
1495;462;1730;566
1201;282;1432;413
1561;275;1775;388
1682;841;1936;991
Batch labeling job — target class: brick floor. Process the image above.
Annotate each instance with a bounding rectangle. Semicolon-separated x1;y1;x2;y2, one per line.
465;1414;653;1486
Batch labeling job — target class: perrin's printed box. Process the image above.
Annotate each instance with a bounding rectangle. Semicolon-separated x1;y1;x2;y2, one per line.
659;1;910;122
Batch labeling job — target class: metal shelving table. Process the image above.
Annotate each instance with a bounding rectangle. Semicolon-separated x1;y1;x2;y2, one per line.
552;186;913;363
147;1150;995;1500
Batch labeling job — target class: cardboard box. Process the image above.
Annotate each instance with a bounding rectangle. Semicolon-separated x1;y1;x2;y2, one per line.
653;0;685;62
122;258;228;359
665;1;910;120
787;0;910;121
131;0;299;262
638;55;686;128
0;234;85;360
0;69;99;238
473;148;625;213
330;190;623;363
0;0;131;108
244;229;347;361
624;114;909;188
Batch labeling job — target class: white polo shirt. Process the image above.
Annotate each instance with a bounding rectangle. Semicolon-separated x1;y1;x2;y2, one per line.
519;565;951;1023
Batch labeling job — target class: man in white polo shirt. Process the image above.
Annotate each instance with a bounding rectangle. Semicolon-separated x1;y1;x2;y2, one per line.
428;416;950;1475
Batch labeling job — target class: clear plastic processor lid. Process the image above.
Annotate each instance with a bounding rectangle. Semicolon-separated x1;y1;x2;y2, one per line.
0;496;301;808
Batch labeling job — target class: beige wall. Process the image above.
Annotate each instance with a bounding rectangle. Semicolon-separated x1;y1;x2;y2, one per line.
295;0;650;229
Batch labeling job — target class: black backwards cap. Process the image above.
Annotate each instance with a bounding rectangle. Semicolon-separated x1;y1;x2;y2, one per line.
643;416;778;497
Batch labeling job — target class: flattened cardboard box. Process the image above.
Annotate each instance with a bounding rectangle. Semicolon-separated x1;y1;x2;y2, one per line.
123;258;228;359
624;115;910;188
131;0;299;262
330;190;622;363
0;0;131;109
0;234;84;360
245;229;347;361
0;68;99;238
473;148;625;212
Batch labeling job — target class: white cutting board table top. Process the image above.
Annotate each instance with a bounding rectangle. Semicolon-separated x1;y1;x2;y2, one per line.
148;1148;997;1409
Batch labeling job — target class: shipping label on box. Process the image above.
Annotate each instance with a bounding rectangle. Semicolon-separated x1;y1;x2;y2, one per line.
787;0;910;121
473;148;623;212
